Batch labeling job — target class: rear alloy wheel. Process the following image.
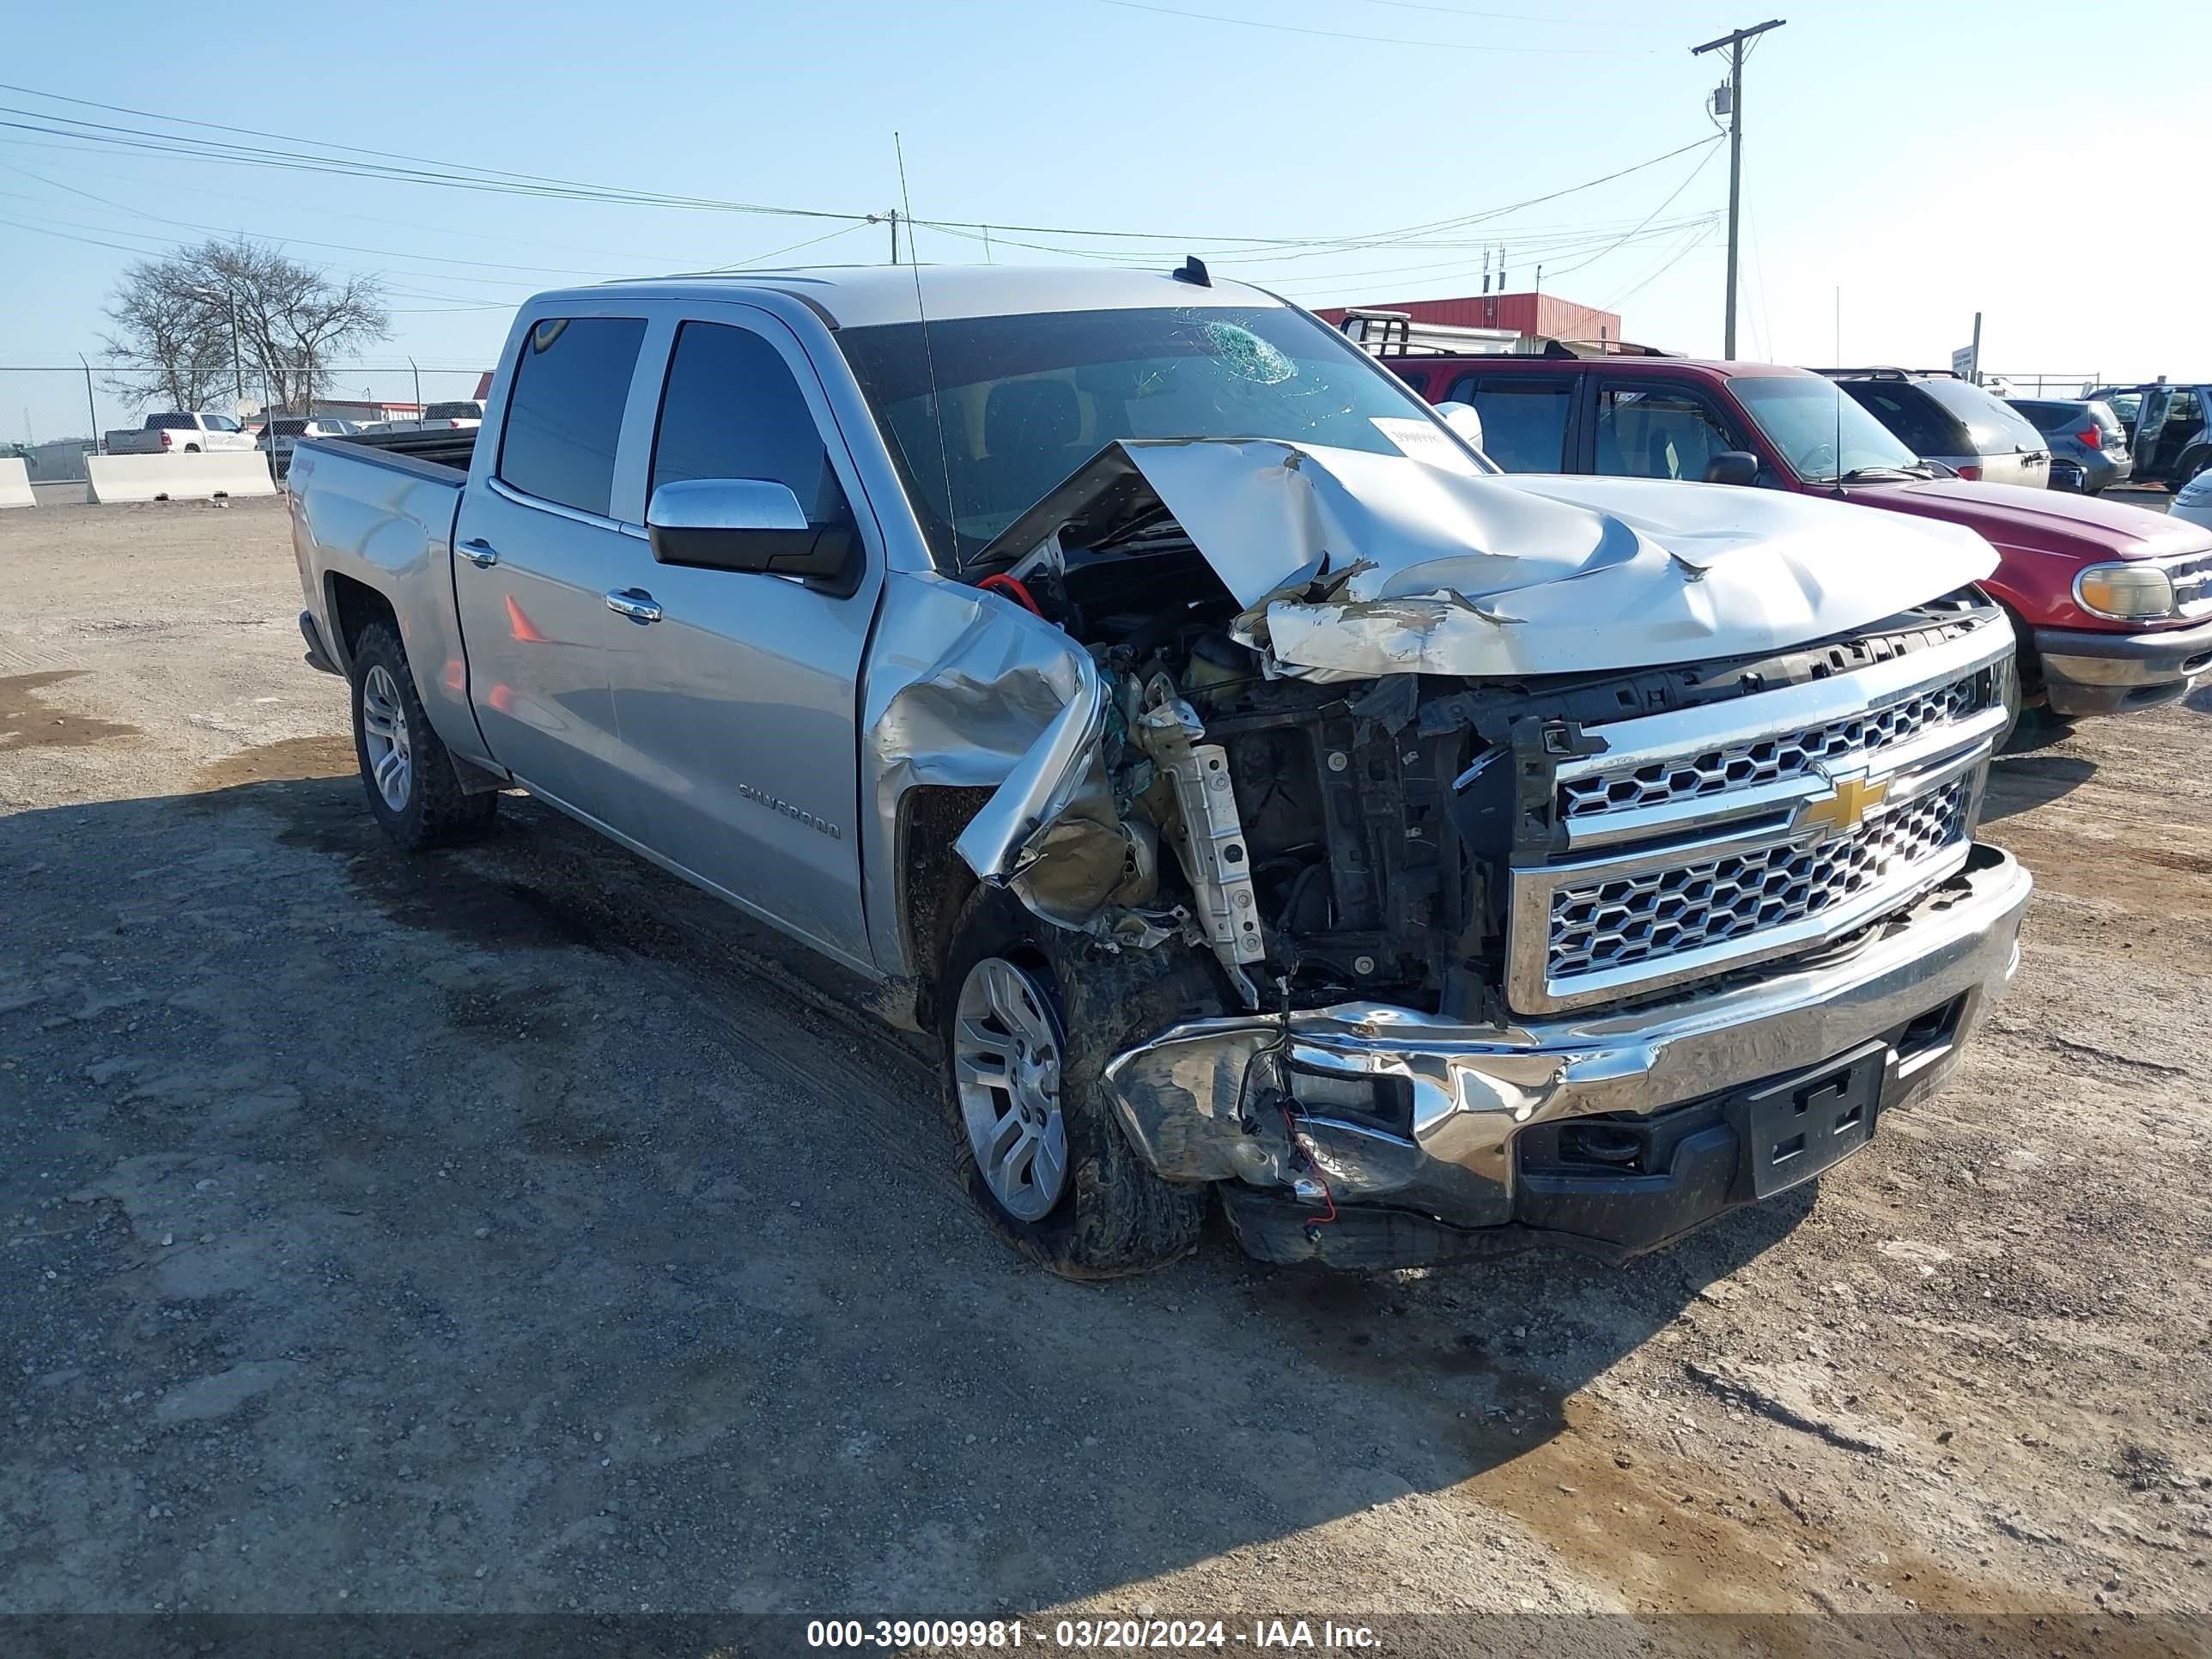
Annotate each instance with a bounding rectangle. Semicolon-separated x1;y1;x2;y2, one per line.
347;620;498;850
359;663;414;813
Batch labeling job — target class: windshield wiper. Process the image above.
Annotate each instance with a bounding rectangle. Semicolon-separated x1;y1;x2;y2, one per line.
1837;465;1927;483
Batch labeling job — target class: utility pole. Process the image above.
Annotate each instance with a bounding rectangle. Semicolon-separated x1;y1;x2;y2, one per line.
888;209;900;264
1692;17;1784;359
226;290;244;406
410;356;422;416
79;355;97;451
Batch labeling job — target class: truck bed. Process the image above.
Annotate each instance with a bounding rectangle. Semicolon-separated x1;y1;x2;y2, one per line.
325;427;479;474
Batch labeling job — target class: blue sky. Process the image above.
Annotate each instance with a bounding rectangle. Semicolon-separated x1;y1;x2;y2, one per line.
3;0;2204;440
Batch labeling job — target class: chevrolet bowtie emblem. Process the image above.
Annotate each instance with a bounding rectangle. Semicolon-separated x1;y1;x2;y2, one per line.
1795;771;1888;839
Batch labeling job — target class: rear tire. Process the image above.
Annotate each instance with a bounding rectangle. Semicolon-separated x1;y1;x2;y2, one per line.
348;621;497;851
939;885;1220;1279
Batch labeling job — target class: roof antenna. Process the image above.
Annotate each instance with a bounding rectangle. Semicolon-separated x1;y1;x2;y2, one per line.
896;132;959;566
1174;255;1211;288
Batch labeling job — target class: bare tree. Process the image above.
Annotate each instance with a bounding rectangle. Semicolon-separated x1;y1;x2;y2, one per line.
100;263;233;412
103;238;389;415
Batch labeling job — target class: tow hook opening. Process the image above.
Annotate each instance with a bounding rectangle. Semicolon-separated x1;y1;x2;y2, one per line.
1284;1065;1415;1139
1895;990;1967;1077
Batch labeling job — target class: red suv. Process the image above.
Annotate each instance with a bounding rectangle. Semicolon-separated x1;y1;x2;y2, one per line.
1391;351;2212;720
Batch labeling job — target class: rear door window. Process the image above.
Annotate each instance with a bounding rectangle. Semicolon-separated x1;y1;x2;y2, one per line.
1592;382;1737;481
649;319;848;522
1446;373;1574;471
1919;379;2047;453
497;315;647;519
1841;384;1962;458
2009;400;2073;433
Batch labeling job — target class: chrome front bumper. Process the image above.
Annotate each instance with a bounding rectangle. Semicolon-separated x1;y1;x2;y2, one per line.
1104;843;2031;1246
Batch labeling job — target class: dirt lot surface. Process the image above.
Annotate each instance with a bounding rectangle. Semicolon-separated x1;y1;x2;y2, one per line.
2;497;2207;1648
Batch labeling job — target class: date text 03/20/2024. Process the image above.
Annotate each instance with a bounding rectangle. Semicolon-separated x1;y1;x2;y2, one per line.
805;1619;1382;1650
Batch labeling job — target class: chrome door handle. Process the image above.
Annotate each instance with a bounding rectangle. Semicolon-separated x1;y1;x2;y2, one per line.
605;587;663;625
459;538;498;568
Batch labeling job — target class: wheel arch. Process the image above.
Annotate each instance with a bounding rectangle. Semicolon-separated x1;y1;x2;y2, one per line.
324;570;399;675
894;783;995;1034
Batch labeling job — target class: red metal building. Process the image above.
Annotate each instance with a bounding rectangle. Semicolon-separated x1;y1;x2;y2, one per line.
1315;291;1622;347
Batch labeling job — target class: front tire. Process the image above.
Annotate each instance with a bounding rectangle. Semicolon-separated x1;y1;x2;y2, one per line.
939;886;1219;1279
348;621;497;850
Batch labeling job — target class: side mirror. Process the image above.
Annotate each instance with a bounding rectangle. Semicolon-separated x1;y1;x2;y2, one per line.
647;478;859;596
1433;400;1485;452
1704;450;1759;487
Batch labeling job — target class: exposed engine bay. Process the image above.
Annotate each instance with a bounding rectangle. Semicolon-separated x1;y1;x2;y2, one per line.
956;446;2011;1020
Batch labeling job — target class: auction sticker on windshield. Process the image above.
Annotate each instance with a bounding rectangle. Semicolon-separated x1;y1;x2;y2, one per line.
1370;416;1483;475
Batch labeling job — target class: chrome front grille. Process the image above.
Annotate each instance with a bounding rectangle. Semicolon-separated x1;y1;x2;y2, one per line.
1548;779;1968;981
1559;676;1981;822
1507;621;2014;1015
2170;550;2212;619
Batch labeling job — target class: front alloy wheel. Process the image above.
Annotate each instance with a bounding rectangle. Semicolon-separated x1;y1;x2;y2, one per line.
951;956;1069;1222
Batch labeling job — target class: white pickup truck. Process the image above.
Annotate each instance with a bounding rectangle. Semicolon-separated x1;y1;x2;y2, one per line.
287;264;2032;1278
103;411;258;454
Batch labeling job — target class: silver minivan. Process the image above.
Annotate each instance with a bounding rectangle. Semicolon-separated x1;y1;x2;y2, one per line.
1820;369;2051;488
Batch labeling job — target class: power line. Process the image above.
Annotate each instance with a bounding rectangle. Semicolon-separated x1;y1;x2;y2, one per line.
1262;214;1719;293
1087;0;1656;53
0;81;1721;261
1596;221;1718;313
1358;0;1672;22
0;165;636;279
1524;140;1724;283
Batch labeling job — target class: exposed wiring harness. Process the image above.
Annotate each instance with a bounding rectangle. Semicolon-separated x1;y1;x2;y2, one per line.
1280;1107;1339;1236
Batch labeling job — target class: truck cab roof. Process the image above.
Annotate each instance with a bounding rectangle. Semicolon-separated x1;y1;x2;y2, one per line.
568;264;1283;330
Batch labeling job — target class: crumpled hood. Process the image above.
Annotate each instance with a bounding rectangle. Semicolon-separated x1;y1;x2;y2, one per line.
1094;440;1997;679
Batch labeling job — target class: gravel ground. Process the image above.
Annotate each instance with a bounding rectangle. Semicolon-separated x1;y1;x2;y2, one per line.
1;496;2206;1648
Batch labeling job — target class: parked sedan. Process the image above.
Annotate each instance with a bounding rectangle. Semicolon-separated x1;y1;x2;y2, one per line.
1818;368;2051;487
2008;398;2133;494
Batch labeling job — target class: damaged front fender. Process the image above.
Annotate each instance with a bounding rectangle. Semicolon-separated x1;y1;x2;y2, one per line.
864;570;1159;969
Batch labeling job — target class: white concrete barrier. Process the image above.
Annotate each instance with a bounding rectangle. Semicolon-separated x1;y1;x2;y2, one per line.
0;458;32;508
85;452;277;504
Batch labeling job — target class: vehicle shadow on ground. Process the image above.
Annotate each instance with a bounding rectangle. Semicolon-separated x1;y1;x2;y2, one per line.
2;762;1820;1616
1983;752;2097;822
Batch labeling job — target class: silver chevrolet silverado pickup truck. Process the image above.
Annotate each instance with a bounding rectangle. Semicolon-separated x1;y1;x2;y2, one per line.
288;264;2033;1277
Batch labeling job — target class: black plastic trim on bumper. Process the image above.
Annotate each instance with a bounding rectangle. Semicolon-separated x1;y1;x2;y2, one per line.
1221;997;1969;1271
299;610;343;676
2033;613;2212;716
